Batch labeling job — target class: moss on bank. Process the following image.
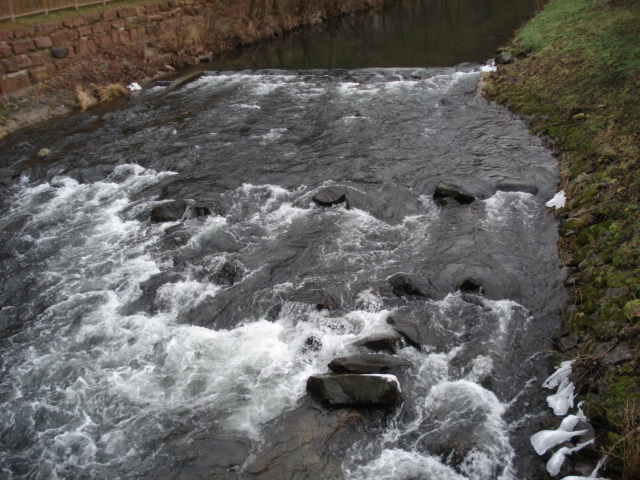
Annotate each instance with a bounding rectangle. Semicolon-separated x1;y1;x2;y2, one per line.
484;0;639;477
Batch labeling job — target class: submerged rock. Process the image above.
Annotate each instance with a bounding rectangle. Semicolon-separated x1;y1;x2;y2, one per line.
387;315;430;349
211;259;244;286
433;181;476;205
328;354;411;374
388;273;432;298
151;199;187;222
0;169;20;187
353;333;405;354
307;373;401;406
458;278;484;294
313;186;349;208
496;180;538;195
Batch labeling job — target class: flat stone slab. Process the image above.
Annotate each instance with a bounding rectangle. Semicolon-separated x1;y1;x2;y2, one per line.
353;333;405;354
307;373;401;407
329;354;411;374
166;71;204;93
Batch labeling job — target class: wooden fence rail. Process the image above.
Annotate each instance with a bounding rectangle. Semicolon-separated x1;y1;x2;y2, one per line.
0;0;118;22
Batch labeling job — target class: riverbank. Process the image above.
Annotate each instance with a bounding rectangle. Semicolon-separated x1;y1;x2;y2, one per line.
0;0;398;137
484;0;639;477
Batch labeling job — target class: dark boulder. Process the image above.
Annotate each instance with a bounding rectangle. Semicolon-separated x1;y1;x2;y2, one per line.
459;278;484;294
387;315;430;349
307;373;401;407
388;273;431;298
211;259;244;286
353;333;405;354
328;354;411;374
192;205;214;218
313;186;349;208
0;169;20;187
151;199;187;222
433;181;476;205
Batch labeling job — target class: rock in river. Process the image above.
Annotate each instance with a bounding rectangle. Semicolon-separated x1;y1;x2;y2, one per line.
433;181;476;205
312;186;349;208
150;199;187;222
307;373;401;407
353;332;405;354
329;354;411;374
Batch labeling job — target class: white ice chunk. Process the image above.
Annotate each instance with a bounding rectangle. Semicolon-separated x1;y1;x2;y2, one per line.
558;414;582;432
127;82;142;91
546;190;566;209
547;440;594;476
543;360;574;389
530;428;589;455
547;378;576;416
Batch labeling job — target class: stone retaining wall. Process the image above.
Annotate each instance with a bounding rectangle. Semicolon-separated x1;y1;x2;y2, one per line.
0;0;212;96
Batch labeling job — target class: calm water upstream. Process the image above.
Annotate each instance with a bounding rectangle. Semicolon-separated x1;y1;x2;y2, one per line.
0;1;567;479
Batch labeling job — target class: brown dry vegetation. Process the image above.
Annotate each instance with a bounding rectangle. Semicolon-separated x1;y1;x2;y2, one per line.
16;0;398;114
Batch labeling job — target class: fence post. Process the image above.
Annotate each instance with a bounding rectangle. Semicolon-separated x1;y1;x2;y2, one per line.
9;0;15;22
43;0;48;16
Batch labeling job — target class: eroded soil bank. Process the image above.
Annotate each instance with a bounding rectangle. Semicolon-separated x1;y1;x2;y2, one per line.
484;0;639;477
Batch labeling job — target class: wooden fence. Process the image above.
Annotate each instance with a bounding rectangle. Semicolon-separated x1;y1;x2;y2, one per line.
0;0;118;22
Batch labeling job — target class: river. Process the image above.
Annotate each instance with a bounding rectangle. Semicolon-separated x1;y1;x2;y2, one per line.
0;1;567;479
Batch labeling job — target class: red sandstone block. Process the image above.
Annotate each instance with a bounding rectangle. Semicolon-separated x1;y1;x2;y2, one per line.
128;27;143;42
145;3;159;13
35;22;63;36
0;73;32;96
12;39;36;55
96;33;113;48
117;7;137;18
0;43;12;59
135;5;146;15
168;0;182;7
29;51;52;67
183;6;198;15
147;14;164;22
111;20;125;30
92;23;108;34
78;26;93;37
63;17;85;29
76;39;97;56
13;27;35;39
102;10;118;21
184;0;195;4
2;55;33;73
195;5;206;15
34;36;53;49
54;58;71;72
49;30;79;47
29;64;57;84
0;31;14;42
83;13;101;24
0;63;4;76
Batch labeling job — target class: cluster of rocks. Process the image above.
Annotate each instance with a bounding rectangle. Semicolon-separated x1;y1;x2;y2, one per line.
306;351;409;407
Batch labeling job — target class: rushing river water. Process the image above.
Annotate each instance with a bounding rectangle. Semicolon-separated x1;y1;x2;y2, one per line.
0;2;569;480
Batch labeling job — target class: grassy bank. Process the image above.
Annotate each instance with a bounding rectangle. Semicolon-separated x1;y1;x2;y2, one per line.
0;0;397;135
484;0;639;476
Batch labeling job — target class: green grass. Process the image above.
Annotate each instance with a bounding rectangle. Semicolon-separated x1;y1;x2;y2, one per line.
484;0;640;477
